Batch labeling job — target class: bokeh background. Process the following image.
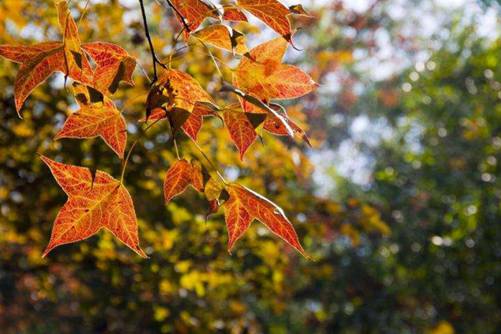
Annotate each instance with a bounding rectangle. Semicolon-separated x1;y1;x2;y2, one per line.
0;0;500;333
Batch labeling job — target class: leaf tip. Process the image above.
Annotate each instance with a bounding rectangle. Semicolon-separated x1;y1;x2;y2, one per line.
135;247;149;259
42;244;54;258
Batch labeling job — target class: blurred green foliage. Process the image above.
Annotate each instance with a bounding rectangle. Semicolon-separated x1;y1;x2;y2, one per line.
0;0;500;333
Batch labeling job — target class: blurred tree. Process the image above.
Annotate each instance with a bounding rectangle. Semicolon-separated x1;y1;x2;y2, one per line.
321;25;501;333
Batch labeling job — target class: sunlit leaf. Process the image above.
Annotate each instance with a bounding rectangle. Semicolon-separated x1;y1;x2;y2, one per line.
224;184;306;256
164;159;205;203
237;0;293;41
56;88;127;158
169;0;217;34
223;6;248;22
193;24;248;55
41;156;146;257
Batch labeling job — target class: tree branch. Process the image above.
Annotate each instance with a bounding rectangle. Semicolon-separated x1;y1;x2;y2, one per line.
139;0;166;83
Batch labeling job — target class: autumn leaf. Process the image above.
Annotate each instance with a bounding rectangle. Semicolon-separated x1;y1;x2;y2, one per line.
144;70;216;137
0;44;62;113
224;191;252;251
54;0;93;88
226;38;315;147
223;7;248;22
193;24;248;55
0;1;134;114
190;160;205;192
201;176;225;218
234;37;316;107
264;113;310;145
224;184;306;256
147;69;214;114
223;105;267;159
55;86;127;158
164;159;205;203
262;105;311;145
181;103;216;141
169;0;217;34
81;42;136;95
144;102;215;142
41;156;146;257
236;0;293;41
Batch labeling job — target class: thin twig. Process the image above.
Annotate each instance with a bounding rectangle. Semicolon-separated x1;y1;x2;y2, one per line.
139;0;167;83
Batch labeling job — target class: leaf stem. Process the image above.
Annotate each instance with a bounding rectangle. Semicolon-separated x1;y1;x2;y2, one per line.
173;138;181;160
190;139;227;185
196;37;223;78
120;118;163;184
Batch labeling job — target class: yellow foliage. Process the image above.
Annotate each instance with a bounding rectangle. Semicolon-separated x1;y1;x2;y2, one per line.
428;321;455;334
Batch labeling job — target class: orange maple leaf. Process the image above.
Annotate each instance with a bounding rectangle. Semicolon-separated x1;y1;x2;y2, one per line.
149;69;214;113
164;159;205;203
55;86;127;158
169;0;217;34
263;105;311;146
223;6;248;22
145;70;216;138
81;42;136;95
181;103;216;141
41;156;147;258
0;1;93;114
237;0;293;41
222;105;265;159
193;24;248;55
234;37;316;106
232;37;316;145
224;184;306;256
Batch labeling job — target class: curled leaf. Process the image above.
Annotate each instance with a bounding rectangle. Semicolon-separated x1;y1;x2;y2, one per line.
148;69;214;113
193;24;248;55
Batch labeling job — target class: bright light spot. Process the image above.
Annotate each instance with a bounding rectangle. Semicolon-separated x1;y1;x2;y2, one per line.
431;236;443;246
481;173;493;182
484;69;494;79
466;205;477;215
415;62;426;72
402;82;412;92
